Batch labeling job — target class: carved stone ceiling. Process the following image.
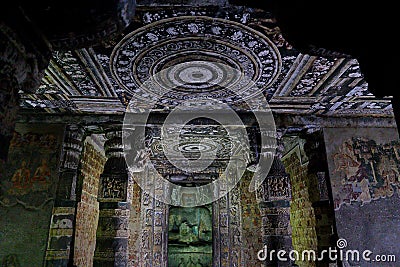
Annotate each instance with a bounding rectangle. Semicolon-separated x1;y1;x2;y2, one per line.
20;6;393;117
146;123;233;177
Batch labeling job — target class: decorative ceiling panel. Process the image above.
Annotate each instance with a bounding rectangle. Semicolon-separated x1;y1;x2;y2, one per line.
110;16;281;112
22;6;392;117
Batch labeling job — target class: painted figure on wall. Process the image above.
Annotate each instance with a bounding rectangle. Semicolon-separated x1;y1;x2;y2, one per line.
10;161;31;190
32;159;51;184
333;141;360;178
332;137;400;209
0;131;61;209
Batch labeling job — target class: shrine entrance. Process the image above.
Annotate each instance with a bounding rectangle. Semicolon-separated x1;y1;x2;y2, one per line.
168;205;213;267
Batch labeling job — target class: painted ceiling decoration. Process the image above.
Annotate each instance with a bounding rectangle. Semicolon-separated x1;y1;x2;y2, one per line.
110;16;281;110
20;7;392;117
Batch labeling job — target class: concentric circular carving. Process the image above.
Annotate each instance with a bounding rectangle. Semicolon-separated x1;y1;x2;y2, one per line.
111;16;281;107
179;143;212;153
149;126;232;160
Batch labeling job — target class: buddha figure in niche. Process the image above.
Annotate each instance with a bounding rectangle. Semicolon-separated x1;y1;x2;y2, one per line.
168;206;212;244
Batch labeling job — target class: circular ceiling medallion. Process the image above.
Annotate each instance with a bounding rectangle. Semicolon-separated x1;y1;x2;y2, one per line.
111;16;281;107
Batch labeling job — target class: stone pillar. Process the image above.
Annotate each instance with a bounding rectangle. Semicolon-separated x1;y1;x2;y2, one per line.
213;162;245;267
44;124;85;266
73;137;107;266
257;135;293;267
283;142;318;267
303;131;339;266
94;126;130;267
213;169;231;267
128;177;142;266
137;168;169;267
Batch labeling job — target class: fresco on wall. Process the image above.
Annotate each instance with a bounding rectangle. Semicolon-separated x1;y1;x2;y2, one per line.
0;131;61;209
330;136;400;210
168;206;212;267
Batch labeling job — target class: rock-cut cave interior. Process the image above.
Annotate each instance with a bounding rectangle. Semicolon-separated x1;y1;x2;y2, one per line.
0;1;399;266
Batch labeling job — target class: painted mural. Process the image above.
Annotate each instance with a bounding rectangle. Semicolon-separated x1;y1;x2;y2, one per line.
324;127;400;267
331;137;400;210
0;125;63;266
168;206;213;267
0;131;61;209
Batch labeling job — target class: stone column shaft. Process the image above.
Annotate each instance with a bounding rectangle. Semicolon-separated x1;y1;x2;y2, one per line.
94;126;130;267
44;124;85;266
257;134;293;267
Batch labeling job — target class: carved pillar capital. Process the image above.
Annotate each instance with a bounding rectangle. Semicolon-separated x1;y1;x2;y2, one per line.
55;125;86;203
104;126;124;160
60;125;85;171
98;126;128;202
